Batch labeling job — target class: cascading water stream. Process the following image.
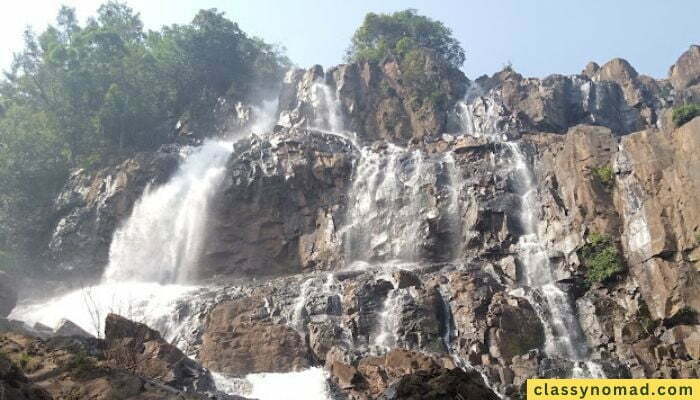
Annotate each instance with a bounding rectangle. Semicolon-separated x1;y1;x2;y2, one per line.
343;145;428;264
310;81;344;135
456;97;604;377
504;141;588;361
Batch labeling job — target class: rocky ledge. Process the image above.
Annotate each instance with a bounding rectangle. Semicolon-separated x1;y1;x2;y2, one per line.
0;314;243;400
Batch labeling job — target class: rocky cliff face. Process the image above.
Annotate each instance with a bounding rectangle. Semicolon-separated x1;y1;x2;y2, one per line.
278;52;467;145
29;46;700;398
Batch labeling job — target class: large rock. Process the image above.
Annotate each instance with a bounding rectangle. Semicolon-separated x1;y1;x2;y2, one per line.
200;129;354;278
615;119;700;320
532;125;621;245
0;271;17;317
670;45;700;104
0;330;226;400
386;367;500;400
104;313;215;393
198;295;311;375
54;319;93;338
328;349;498;400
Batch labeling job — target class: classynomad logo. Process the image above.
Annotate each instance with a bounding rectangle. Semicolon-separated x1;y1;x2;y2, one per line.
528;379;699;400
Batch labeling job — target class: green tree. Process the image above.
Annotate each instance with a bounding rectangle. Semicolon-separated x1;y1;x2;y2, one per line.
672;103;700;127
346;9;465;68
578;233;624;284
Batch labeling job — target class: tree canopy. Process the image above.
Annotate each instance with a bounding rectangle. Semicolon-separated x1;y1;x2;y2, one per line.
345;9;465;68
0;2;289;273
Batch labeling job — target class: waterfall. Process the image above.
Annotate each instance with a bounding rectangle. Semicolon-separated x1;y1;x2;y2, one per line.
443;152;465;261
13;140;234;338
372;285;401;352
104;140;233;284
343;145;463;265
456;96;603;376
310;81;344;134
503;141;590;362
343;145;429;263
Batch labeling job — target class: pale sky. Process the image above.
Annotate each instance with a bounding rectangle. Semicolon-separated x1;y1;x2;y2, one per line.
1;0;698;79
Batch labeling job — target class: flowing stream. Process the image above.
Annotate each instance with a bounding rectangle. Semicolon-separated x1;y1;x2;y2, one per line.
457;98;605;377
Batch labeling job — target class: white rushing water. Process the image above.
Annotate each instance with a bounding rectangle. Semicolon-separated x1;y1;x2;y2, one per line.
104;140;233;284
310;81;344;134
212;368;331;400
504;141;587;360
373;285;400;352
11;104;337;398
343;145;427;263
12;282;198;338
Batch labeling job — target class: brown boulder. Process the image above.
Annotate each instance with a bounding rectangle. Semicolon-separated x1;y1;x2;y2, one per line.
329;349;497;400
104;313;214;393
389;367;500;400
198;296;310;375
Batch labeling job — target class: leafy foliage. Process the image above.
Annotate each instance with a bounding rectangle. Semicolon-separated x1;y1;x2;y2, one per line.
0;2;289;274
67;350;97;378
346;9;465;69
592;165;614;187
672;103;700;127
578;233;624;284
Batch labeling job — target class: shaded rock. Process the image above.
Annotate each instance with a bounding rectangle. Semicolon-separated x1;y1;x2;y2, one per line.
104;313;215;393
392;269;422;289
0;331;226;400
384;367;499;400
0;353;52;400
54;319;93;338
0;270;17;317
329;349;497;400
309;321;345;363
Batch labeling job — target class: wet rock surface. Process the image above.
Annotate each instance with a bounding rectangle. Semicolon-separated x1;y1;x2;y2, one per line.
201;129;355;278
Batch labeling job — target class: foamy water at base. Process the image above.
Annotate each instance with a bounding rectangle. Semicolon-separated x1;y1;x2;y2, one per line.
212;368;331;400
10;282;198;338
